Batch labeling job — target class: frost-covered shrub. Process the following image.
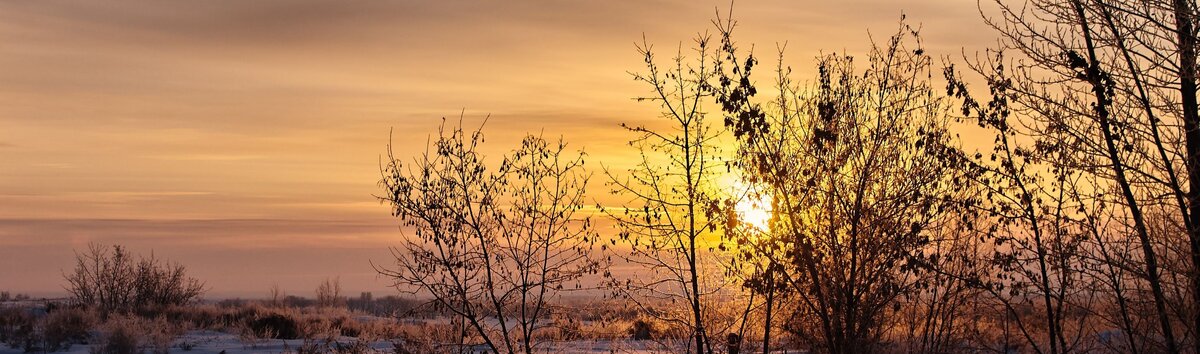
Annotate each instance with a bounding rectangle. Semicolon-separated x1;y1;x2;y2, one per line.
41;306;97;351
0;307;34;349
250;312;300;339
90;319;139;354
90;315;178;354
628;319;659;340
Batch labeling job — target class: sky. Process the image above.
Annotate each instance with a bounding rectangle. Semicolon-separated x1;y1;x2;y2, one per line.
0;0;996;298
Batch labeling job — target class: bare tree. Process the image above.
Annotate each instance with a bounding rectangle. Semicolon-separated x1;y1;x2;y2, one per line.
268;283;284;307
946;54;1101;354
63;243;205;314
315;277;342;308
602;30;744;354
377;119;600;354
947;0;1200;351
713;17;968;353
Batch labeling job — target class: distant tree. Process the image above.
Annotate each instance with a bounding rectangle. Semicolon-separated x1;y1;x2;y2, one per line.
377;119;601;354
282;295;311;308
350;291;375;313
63;243;204;314
315;277;343;308
268;283;284;307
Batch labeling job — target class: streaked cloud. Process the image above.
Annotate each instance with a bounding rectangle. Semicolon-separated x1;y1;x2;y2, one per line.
0;0;997;297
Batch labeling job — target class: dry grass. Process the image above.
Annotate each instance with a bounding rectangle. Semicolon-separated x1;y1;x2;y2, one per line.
0;297;772;353
89;315;180;354
0;305;97;352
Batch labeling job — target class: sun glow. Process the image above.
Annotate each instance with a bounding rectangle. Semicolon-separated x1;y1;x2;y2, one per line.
733;181;773;231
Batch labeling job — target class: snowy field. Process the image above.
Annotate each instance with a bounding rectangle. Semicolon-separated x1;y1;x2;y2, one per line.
0;329;670;354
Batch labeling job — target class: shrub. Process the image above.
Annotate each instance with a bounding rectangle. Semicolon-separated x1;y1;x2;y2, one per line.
0;307;34;348
298;316;338;343
338;320;361;338
237;322;273;349
390;339;431;354
390;321;462;353
354;318;404;341
41;306;97;351
0;305;96;352
90;319;140;354
628;319;658;340
154;304;224;330
290;339;325;354
250;312;300;339
90;315;179;354
65;243;205;314
177;339;197;351
142;317;176;354
332;338;373;354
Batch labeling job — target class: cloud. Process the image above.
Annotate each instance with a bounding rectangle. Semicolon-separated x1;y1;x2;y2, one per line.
0;217;402;297
0;0;999;296
0;217;393;248
143;154;265;161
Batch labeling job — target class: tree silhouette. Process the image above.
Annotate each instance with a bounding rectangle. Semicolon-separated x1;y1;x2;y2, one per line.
714;17;968;353
377;119;600;354
64;243;205;314
947;0;1200;351
603;33;740;354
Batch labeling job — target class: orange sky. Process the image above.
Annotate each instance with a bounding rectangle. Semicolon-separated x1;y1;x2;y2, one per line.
0;1;995;298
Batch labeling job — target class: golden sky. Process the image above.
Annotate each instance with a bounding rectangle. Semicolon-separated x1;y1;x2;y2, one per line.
0;0;994;298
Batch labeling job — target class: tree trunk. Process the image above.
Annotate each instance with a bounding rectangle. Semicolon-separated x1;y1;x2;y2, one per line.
1173;1;1200;351
762;269;774;354
1071;1;1180;352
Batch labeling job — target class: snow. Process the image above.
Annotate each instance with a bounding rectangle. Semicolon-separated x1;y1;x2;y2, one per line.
0;330;672;354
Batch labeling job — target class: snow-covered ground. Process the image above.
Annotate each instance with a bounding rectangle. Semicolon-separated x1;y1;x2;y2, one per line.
0;330;667;354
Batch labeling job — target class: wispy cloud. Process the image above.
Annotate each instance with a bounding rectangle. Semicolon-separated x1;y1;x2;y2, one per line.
0;0;997;295
144;154;265;161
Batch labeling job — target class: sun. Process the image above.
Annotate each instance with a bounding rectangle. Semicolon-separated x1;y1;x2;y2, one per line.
733;182;773;231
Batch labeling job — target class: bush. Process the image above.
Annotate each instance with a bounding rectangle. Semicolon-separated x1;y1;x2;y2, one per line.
332;338;373;354
90;319;139;354
250;312;300;339
90;316;178;354
142;317;177;354
42;306;97;351
153;304;224;330
0;307;34;349
628;319;658;341
337;320;361;338
0;305;96;352
65;243;205;313
298;317;337;344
